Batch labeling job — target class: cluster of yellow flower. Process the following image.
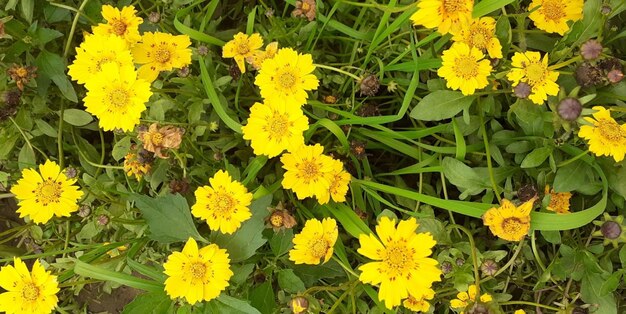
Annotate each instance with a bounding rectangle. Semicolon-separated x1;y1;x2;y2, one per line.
67;5;192;132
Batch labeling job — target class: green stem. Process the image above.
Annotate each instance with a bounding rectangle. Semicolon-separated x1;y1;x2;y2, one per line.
9;116;46;161
58;102;65;168
331;255;359;278
479;107;501;202
448;224;481;295
490;239;525;278
549;56;582;70
63;0;91;59
500;301;562;312
314;64;361;81
531;231;547;272
556;150;588;167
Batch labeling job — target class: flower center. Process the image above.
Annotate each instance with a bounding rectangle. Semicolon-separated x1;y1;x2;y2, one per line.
189;262;207;280
298;160;320;182
266;112;290;140
278;71;297;90
111;20;127;36
21;282;40;302
469;27;490;49
524;62;546;85
108;88;130;108
597;119;626;142
310;237;329;259
270;213;284;227
150;132;164;146
453;56;479;79
541;0;566;21
16;67;28;77
211;192;235;214
501;217;524;235
302;2;311;11
154;47;171;63
237;42;250;55
95;56;113;72
443;0;466;13
35;180;62;205
383;244;411;276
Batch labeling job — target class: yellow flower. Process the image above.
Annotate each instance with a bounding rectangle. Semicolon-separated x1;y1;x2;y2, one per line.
138;123;184;159
450;284;492;313
507;51;560;105
410;0;474;35
0;257;59;314
92;5;143;44
357;217;442;309
452;17;503;59
545;185;572;214
317;158;351;205
528;0;583;35
515;310;526;314
247;41;279;70
123;152;151;179
578;106;626;162
255;48;319;106
403;288;435;312
83;62;152;131
483;198;535;241
222;32;263;73
163;238;233;305
437;42;493;95
67;33;133;85
191;170;253;234
280;144;335;202
241;100;309;158
10;160;83;224
131;32;192;82
289;218;338;265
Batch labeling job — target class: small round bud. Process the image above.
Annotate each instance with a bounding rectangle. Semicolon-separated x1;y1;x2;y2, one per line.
96;214;109;226
480;259;499;277
64;166;78;179
456;258;465;266
601;221;622;240
177;66;190;77
197;45;209;56
601;5;611;15
290;296;309;314
580;40;603;60
359;74;380;97
513;82;531;99
78;205;91;218
557;98;583;121
441;261;453;274
607;69;624;84
148;12;161;23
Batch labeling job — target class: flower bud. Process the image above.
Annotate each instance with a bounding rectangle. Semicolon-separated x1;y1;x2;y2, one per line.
456;258;465;266
480;259;499;277
441;261;453;274
148;12;160;23
607;69;624;84
580;40;603;60
557;98;582;121
197;45;209;56
64;166;78;179
97;214;109;226
513;82;531;99
290;296;309;314
78;205;91;218
601;221;621;240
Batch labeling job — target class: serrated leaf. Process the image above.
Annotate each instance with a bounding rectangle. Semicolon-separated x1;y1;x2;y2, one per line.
410;91;475;121
133;193;204;243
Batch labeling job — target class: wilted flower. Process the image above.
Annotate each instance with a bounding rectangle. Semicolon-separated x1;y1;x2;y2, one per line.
265;202;297;232
359;74;380;97
323;95;337;104
575;62;604;88
7;64;37;91
607;69;624;84
0;89;21;121
123;152;151;179
169;178;190;194
138;123;184;159
350;140;367;159
356;103;380;117
290;296;309;314
292;0;316;21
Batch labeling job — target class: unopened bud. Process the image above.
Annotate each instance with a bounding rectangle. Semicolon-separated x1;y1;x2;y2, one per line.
513;82;531;99
601;221;621;239
557;98;582;121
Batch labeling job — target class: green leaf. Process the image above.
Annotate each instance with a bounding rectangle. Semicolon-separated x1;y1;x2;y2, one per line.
35;50;77;102
112;136;131;161
599;271;622;296
74;259;164;293
292;260;346;286
540;230;561;244
35;119;57;137
410;91;475;121
209;295;262;314
214;195;271;262
442;157;487;197
277;269;306;293
62;109;93;126
473;0;515;17
18;145;36;170
133;193;205;243
249;281;275;314
122;291;173;314
20;0;34;23
199;57;242;133
581;272;617;314
269;229;293;257
521;147;553;168
553;160;586;192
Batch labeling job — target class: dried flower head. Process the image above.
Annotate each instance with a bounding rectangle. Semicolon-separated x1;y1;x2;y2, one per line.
580;39;603;60
359;74;380;97
7;64;37;91
0;89;21;121
292;0;316;21
123;152;152;179
607;69;624;84
575;62;604;88
323;95;338;104
148;12;161;23
350;140;367;159
266;204;298;233
169;178;190;195
517;184;538;203
290;296;309;314
356;103;380;117
138;123;184;159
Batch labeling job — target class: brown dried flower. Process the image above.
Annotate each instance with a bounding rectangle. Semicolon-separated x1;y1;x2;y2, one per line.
7;64;37;91
359;74;380;97
265;202;297;232
138;123;184;159
292;0;316;22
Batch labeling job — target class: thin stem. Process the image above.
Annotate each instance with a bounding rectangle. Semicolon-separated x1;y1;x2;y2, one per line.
549;56;582;70
331;255;359;278
556;150;588;167
63;0;91;58
479;107;501;202
448;224;481;295
314;64;361;81
58;102;65;168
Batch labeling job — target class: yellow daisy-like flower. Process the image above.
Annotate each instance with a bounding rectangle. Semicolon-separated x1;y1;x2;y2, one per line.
483;198;535;241
163;238;233;305
403;288;435;312
515;310;526;314
280;144;334;201
191;170;253;234
578;106;626;162
545;185;572;214
528;0;583;35
452;17;503;59
255;48;319;106
317;158;351;205
123;153;151;180
83;63;152;132
357;217;442;309
437;42;493;95
92;5;143;44
222;32;264;73
241;100;309;158
289;218;338;265
0;257;59;314
410;0;474;35
247;41;279;71
450;284;493;313
67;33;133;85
507;51;560;105
10;160;83;224
131;32;192;82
